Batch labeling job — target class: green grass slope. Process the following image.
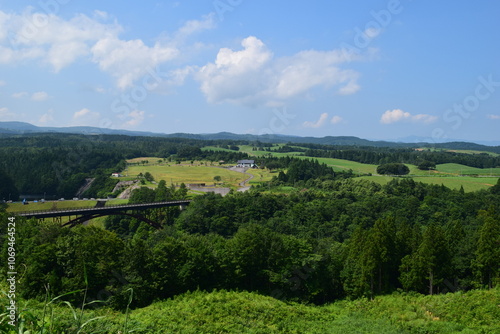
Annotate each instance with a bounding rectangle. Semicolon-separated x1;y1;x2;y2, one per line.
4;289;499;333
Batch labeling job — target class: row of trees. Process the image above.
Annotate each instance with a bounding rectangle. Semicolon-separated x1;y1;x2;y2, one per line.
304;147;500;169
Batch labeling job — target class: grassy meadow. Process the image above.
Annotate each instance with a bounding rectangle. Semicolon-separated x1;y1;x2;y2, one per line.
125;159;248;187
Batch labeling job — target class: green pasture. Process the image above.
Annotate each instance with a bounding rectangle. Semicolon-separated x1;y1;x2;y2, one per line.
244;167;276;184
357;175;497;192
125;163;247;187
436;163;500;175
294;156;379;174
418;147;500;157
446;149;499;156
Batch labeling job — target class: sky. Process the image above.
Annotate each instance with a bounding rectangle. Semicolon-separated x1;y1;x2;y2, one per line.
0;0;499;143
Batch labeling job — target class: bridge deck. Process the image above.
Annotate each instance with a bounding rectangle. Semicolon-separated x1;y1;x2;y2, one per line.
15;200;191;219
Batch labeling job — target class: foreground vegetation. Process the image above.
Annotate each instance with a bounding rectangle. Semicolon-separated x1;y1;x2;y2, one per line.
1;288;499;333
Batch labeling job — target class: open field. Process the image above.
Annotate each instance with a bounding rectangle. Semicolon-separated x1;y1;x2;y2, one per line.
419;147;500;157
85;152;500;198
436;163;500;175
357;175;498;192
125;162;248;188
244;167;276;184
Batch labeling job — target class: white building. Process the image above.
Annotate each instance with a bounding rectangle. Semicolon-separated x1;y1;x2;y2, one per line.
236;160;257;168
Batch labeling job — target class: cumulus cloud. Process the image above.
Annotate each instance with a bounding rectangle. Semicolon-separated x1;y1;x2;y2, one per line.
303;113;329;128
31;91;49;101
196;36;362;107
380;109;437;124
91;38;178;89
0;8;214;89
0;10;122;71
487;114;500;120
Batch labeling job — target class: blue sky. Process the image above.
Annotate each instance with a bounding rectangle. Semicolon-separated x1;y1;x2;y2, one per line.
0;0;499;143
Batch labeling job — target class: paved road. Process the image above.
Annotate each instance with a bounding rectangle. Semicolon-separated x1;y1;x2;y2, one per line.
229;167;254;192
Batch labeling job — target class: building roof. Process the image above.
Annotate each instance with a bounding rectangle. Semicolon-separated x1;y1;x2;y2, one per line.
237;160;255;164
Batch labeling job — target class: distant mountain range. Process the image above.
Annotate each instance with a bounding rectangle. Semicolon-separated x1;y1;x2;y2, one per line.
1;121;499;153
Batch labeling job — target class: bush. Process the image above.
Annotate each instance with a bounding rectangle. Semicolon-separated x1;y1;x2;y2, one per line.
377;163;410;175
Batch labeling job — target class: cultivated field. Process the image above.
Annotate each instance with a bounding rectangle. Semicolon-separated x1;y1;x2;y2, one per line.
357;175;498;192
435;163;500;175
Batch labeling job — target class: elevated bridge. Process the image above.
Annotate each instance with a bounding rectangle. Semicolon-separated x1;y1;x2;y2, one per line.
16;200;191;229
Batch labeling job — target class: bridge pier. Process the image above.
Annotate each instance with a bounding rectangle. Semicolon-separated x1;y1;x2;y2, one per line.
179;204;187;211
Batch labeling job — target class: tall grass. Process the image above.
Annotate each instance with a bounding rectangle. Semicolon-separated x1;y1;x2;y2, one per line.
2;287;499;333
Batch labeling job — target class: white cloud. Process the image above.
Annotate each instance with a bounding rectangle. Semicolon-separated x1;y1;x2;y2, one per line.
380;109;437;124
31;91;49;101
12;92;28;98
196;36;363;107
411;113;438;123
303;113;329;128
487;114;500;120
38;109;54;124
0;8;214;89
122;110;145;128
72;108;101;126
91;38;178;89
1;10;122;71
174;13;215;41
331;115;343;124
0;107;16;120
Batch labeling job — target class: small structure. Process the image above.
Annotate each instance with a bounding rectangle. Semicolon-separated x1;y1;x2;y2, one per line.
111;173;123;177
187;183;206;188
237;160;257;168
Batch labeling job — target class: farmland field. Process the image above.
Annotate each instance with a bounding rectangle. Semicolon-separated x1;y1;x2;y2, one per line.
125;162;248;187
357;175;498;192
436;163;500;175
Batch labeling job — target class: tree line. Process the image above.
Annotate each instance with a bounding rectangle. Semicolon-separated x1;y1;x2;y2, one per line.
303;147;500;169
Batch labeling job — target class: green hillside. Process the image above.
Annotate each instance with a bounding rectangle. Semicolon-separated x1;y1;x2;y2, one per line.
4;289;499;333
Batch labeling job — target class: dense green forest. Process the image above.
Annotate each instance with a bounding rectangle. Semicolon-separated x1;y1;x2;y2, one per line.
2;178;499;307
